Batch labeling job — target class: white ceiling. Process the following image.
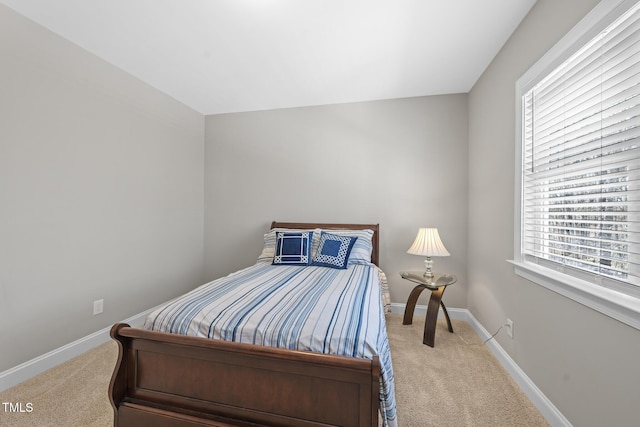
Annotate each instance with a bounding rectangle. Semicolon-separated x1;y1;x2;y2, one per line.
1;0;537;115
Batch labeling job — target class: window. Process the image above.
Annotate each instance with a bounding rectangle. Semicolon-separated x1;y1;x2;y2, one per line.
514;0;640;330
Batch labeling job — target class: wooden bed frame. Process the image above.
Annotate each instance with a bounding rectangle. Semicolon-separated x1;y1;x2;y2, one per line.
109;222;382;427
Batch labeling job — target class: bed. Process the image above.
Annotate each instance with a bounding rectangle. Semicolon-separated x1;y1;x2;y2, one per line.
109;222;396;427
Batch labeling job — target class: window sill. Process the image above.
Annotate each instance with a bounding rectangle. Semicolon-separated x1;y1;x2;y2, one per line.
508;260;640;331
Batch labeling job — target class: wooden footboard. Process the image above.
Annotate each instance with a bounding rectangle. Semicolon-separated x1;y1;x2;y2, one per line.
109;323;381;427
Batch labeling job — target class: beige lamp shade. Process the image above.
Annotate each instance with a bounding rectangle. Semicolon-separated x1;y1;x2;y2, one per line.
407;228;449;277
407;228;450;257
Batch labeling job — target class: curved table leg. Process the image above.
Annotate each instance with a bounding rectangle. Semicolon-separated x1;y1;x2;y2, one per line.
403;285;427;325
441;301;454;333
423;285;454;347
403;284;453;347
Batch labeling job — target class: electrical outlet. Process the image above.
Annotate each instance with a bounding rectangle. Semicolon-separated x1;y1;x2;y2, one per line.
93;299;104;315
506;318;514;338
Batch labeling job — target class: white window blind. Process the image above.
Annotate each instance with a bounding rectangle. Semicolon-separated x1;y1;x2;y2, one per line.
522;2;640;291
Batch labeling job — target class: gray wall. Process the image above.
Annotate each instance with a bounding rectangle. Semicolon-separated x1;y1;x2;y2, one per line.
8;1;638;424
468;0;640;425
0;5;205;371
205;95;468;307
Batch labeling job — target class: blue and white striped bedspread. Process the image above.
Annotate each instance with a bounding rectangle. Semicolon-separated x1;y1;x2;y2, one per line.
143;262;397;427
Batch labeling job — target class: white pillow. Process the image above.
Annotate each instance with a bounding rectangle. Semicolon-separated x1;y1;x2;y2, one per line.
321;229;374;265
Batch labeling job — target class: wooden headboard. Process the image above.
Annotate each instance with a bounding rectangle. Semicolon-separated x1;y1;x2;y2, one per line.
270;221;380;266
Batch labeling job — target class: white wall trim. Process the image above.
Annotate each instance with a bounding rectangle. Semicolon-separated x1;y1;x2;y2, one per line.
3;302;570;427
510;260;640;331
464;310;572;427
512;0;640;334
0;309;152;392
391;303;571;427
389;302;468;320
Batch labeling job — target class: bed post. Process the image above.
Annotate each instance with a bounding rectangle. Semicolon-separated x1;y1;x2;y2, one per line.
108;323;129;426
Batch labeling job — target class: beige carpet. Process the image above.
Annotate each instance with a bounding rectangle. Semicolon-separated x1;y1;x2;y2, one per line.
386;314;548;426
0;340;115;427
0;315;548;426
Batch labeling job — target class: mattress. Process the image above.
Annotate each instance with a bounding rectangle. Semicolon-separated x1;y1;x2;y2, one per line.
144;262;397;427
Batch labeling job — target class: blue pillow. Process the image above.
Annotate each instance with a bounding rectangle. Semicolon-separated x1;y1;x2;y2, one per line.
311;232;357;269
272;231;313;265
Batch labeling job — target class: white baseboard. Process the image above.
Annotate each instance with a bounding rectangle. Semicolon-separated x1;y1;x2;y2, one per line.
389;302;469;320
3;302;570;427
463;310;572;427
0;309;152;392
390;302;571;427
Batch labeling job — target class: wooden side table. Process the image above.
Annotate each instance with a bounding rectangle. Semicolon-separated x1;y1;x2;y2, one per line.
400;271;457;347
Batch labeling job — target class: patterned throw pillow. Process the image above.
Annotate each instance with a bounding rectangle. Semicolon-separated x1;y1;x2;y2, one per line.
325;229;374;265
272;231;313;265
257;228;321;263
311;232;357;269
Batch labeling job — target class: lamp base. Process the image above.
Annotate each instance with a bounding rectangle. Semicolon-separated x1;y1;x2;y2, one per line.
423;257;434;278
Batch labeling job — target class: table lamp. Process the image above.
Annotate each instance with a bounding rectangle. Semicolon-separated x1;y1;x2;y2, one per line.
407;227;450;278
